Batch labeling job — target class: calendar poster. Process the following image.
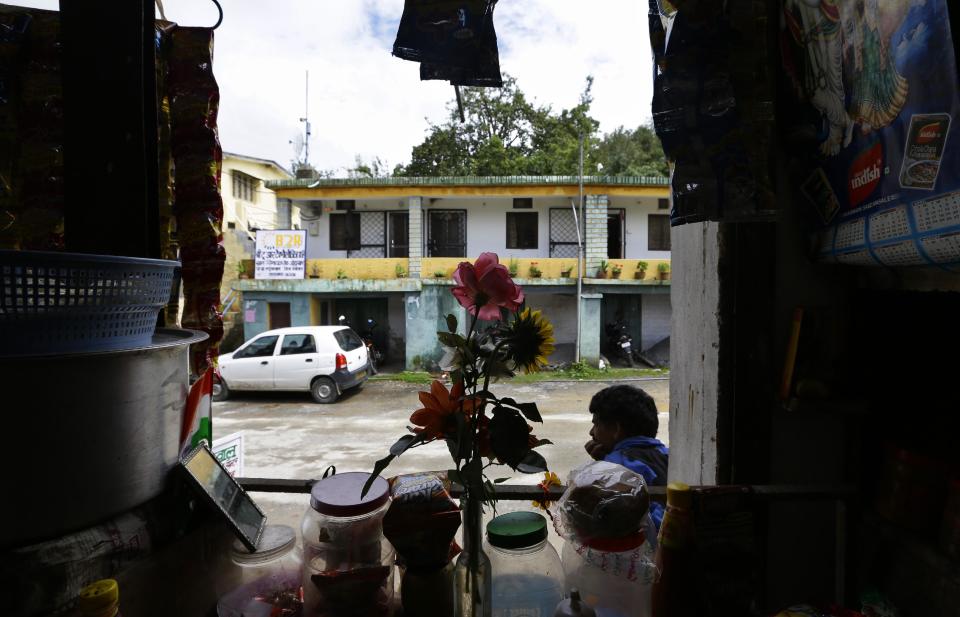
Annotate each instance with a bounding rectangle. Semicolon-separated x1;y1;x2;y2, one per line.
781;0;960;267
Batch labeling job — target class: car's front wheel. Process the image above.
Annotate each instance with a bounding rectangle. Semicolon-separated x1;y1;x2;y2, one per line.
212;378;230;402
311;377;338;404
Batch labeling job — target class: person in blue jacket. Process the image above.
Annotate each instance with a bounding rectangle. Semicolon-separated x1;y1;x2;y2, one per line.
584;384;669;528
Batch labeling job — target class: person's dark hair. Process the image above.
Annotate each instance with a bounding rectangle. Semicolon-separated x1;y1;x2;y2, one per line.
589;385;658;437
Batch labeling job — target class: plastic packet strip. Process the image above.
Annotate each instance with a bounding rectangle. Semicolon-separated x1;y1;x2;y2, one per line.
169;25;223;373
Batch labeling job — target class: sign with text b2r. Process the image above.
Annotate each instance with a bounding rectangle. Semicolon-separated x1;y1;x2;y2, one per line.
255;229;307;279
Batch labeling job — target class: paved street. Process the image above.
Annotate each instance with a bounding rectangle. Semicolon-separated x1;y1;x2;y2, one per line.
214;377;669;534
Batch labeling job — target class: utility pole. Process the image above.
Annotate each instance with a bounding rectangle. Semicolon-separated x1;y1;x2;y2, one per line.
575;132;585;364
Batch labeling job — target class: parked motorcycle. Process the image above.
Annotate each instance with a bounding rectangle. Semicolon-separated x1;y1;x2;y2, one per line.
361;318;384;374
604;320;635;367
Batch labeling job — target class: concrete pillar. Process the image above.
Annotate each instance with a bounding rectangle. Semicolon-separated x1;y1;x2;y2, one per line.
584;194;608;274
579;293;603;367
404;285;467;370
668;221;721;486
408;196;423;278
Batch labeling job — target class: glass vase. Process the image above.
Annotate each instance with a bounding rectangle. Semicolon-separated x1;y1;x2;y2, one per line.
453;495;492;617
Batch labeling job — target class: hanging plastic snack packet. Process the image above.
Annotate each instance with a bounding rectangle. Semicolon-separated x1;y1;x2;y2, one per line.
393;0;502;87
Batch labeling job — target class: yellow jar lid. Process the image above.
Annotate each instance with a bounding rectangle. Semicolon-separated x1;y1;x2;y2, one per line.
78;579;118;616
666;482;692;509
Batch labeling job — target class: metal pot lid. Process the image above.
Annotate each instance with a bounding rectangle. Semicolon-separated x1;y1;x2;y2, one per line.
0;328;208;359
310;472;389;517
231;525;296;563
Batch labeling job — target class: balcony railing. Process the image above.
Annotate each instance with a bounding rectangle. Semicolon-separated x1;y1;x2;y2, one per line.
239;257;671;281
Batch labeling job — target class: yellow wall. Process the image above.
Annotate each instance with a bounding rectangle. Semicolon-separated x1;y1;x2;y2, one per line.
305;258;409;280
241;256;671;281
223;155;294;231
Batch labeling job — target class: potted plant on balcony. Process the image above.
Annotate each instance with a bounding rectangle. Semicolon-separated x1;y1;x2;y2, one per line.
528;262;542;278
595;259;609;278
336;268;348;280
508;258;519;277
560;263;573;278
611;263;623;279
237;261;250;280
433;269;447;278
395;263;407;278
635;260;648;279
658;262;671;281
309;263;320;279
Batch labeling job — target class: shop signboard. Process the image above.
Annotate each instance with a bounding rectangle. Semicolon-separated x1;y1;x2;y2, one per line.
212;432;244;477
255;229;306;279
782;0;960;268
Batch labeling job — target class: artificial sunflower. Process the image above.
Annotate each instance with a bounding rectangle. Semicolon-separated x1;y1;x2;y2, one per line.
409;380;478;441
503;307;555;373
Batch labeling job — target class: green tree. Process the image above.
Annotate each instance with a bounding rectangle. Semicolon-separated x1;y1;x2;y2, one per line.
394;74;667;178
594;125;668;177
396;75;597;177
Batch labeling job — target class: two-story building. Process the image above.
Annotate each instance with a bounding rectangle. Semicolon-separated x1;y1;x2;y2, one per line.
221;152;296;283
234;176;672;369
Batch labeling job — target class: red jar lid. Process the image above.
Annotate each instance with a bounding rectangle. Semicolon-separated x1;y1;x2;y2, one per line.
310;472;389;517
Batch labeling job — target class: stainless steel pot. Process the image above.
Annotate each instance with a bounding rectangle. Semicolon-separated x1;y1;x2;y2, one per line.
0;328;207;548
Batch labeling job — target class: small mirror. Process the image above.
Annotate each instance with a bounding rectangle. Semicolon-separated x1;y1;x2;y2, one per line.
180;443;266;551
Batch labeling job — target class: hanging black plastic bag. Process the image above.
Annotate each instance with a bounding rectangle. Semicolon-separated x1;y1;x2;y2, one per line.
394;0;502;87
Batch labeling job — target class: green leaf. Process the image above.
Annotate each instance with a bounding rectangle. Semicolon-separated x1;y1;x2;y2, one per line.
488;408;530;469
389;434;422;457
361;454;395;497
437;331;466;348
474;389;499;402
493;477;510;484
516;450;548;474
518;402;543;423
446;313;458;334
530;438;553;449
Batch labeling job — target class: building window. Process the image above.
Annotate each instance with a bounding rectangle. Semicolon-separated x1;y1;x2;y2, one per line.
232;171;257;203
336;200;356;211
506;212;538;249
513;197;533;209
648;214;671;251
330;213;361;251
658;198;670;210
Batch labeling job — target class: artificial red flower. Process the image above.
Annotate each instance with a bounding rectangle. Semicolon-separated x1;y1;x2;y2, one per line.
452;252;524;321
410;380;478;441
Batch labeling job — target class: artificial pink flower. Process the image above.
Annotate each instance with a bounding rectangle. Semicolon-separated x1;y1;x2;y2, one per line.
452;253;524;321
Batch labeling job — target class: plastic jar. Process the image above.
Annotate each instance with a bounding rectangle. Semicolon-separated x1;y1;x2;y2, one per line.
486;511;565;617
301;472;395;617
218;525;303;617
561;535;657;617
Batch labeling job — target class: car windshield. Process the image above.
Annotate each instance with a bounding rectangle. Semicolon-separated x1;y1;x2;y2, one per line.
333;329;364;352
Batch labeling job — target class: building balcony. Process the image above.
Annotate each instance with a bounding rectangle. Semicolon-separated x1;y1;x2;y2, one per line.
237;257;671;288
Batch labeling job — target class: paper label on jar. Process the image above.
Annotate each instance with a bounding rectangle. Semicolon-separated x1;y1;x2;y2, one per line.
899;113;952;190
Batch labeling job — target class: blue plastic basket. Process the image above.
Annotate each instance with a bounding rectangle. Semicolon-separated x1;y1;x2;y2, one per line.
0;250;178;356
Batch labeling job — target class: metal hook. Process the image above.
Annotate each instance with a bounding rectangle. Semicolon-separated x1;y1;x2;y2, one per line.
210;0;223;30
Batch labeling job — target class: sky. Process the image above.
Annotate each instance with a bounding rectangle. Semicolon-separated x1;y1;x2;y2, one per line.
12;1;654;175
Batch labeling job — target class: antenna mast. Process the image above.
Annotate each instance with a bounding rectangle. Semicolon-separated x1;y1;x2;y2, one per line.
299;70;311;166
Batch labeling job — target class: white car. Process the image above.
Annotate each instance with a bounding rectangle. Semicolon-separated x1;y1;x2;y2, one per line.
214;326;370;403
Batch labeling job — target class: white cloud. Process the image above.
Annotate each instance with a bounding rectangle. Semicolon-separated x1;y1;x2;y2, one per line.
8;0;654;174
